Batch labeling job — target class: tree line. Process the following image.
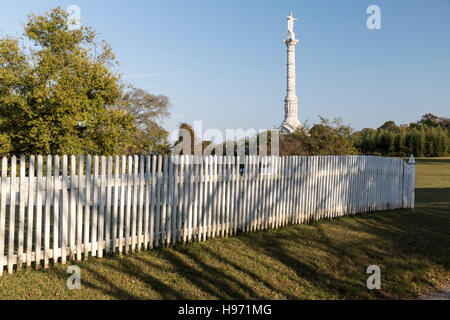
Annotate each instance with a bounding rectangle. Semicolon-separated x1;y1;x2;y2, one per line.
351;114;449;157
173;114;449;158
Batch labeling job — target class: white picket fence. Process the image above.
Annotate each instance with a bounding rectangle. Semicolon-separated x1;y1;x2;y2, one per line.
0;155;415;275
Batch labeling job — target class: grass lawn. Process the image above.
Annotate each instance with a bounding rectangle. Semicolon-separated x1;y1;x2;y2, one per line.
0;158;448;299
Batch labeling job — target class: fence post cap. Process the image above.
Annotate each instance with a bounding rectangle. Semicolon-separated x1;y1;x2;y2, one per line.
408;154;415;165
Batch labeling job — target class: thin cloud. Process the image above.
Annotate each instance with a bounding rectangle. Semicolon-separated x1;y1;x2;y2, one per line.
201;96;279;103
122;72;182;79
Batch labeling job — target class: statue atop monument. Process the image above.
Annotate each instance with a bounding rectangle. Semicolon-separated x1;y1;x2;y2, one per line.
287;12;298;40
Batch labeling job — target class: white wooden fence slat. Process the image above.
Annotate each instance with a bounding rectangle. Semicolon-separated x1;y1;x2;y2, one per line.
225;156;232;236
137;156;145;251
255;155;262;231
195;156;203;241
84;155;91;259
273;156;279;228
105;156;112;254
144;156;150;249
0;158;7;275
112;155;120;253
172;156;179;244
182;155;188;241
98;156;106;258
69;155;76;260
192;155;199;240
44;155;52;267
131;155;139;251
243;156;250;232
198;156;205;241
188;155;195;241
161;155;168;245
119;155;126;254
7;156;17;273
167;155;174;246
61;156;68;264
149;155;156;248
18;156;26;270
53;156;60;263
155;155;162;247
312;156;318;221
206;155;210;239
281;156;287;226
233;156;239;234
76;156;83;261
91;156;99;258
268;156;275;228
26;156;35;267
301;156;308;223
125;156;132;253
251;155;257;231
287;156;294;224
35;156;44;268
294;156;299;222
206;156;213;238
216;156;223;237
210;156;216;238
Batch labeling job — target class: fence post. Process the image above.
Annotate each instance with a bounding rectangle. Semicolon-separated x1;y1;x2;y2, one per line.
0;158;7;276
408;155;415;209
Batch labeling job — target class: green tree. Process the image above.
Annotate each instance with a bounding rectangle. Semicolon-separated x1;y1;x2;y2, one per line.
279;117;358;156
119;87;171;155
0;7;135;156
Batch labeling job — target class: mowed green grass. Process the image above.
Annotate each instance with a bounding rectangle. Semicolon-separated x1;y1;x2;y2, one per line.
0;158;448;300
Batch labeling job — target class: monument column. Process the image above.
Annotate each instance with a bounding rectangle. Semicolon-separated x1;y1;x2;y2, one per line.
280;12;302;134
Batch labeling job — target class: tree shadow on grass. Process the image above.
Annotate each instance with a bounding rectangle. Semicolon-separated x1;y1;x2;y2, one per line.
415;158;450;165
32;187;449;300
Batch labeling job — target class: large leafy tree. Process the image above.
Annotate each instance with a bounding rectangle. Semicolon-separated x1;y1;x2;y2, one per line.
0;7;135;156
120;88;171;155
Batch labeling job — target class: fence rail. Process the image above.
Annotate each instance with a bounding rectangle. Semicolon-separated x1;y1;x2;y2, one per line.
0;155;415;275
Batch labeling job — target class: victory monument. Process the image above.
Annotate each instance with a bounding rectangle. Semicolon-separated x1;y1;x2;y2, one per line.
280;12;303;134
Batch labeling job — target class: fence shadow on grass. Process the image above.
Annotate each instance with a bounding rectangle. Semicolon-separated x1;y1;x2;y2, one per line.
238;187;450;299
30;187;449;300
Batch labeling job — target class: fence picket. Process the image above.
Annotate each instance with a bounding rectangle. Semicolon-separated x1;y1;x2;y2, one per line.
44;156;52;267
144;156;151;249
167;156;174;246
0;158;7;275
155;155;162;247
61;156;68;264
119;156;126;254
91;156;99;258
84;156;91;259
183;155;190;243
112;156;120;252
69;155;76;260
192;156;199;241
125;156;132;253
18;156;26;270
160;155;168;246
76;156;84;261
105;156;112;254
149;156;157;248
98;156;106;258
131;155;139;251
7;156;17;273
53;156;60;263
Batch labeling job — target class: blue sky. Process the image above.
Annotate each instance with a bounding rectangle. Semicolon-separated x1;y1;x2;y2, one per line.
1;0;449;141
